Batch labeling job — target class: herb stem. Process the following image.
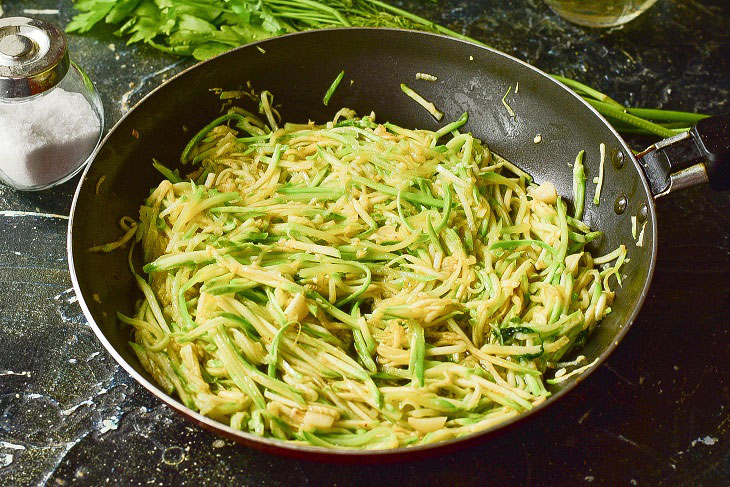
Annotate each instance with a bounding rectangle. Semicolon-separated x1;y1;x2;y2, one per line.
362;0;479;44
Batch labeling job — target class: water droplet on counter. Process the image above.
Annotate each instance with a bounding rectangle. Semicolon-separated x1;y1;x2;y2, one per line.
614;193;628;214
162;446;185;466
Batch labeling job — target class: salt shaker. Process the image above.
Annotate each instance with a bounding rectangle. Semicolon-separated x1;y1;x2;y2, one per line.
0;17;103;191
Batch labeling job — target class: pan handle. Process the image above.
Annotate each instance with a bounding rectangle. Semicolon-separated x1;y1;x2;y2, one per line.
635;113;730;197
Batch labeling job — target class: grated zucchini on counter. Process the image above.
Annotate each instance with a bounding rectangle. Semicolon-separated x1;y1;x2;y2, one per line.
109;94;626;449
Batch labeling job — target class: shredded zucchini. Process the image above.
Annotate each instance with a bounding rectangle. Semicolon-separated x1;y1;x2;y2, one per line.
502;85;515;118
103;93;627;449
593;142;606;205
572;150;586;220
416;72;438;82
400;83;443;120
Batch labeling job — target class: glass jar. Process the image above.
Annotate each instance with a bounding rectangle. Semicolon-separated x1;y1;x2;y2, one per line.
0;17;104;191
544;0;660;28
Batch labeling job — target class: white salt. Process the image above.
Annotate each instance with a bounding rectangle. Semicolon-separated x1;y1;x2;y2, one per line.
0;88;100;189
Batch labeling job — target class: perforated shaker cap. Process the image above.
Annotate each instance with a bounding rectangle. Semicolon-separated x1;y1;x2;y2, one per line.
0;17;69;99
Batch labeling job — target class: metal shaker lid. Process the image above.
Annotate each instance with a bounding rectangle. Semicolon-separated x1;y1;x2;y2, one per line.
0;17;69;99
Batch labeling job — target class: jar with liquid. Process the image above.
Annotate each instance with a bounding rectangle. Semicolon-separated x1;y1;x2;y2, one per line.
544;0;660;28
0;17;103;191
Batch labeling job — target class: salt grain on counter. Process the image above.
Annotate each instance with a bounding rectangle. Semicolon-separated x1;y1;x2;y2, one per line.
0;88;100;189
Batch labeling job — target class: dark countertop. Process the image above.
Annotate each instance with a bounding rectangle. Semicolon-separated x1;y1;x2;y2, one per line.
1;1;728;485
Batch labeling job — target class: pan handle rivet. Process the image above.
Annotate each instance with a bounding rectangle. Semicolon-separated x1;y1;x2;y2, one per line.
614;193;628;214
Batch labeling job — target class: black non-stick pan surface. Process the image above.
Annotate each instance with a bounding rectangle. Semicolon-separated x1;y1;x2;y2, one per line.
68;28;656;462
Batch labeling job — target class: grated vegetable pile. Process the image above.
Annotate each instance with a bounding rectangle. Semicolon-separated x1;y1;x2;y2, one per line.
108;95;626;449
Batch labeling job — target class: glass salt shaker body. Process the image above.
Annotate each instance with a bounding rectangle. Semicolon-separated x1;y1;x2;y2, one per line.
0;17;104;191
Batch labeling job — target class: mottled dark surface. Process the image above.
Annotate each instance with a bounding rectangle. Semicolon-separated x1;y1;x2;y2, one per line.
1;0;729;485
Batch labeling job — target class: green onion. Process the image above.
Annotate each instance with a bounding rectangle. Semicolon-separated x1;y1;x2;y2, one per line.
323;70;345;106
583;99;677;138
550;75;623;107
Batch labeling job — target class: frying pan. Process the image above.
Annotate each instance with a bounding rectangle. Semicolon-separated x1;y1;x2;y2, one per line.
67;28;729;462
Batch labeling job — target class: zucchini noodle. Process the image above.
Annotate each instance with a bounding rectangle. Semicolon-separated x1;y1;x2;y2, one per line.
108;93;627;449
